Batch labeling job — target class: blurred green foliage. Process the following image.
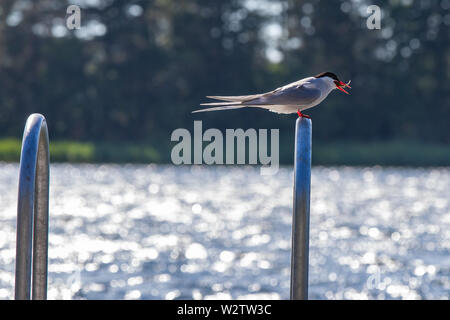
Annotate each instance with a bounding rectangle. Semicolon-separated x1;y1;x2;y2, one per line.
1;138;448;166
0;0;448;164
313;141;450;166
0;139;162;163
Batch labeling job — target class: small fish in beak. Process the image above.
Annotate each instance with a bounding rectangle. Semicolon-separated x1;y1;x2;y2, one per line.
335;80;351;94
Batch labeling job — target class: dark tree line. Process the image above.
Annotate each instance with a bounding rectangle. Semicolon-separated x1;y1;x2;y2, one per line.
0;0;448;147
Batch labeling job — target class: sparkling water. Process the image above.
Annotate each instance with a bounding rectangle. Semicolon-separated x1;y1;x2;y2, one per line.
0;163;448;300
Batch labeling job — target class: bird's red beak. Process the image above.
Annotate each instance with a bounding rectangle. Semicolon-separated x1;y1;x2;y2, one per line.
335;80;351;94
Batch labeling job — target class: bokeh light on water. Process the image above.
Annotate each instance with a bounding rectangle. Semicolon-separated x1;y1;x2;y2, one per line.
0;163;448;300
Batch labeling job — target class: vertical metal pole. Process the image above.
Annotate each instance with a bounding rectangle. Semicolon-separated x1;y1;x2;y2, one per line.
290;117;311;300
32;121;50;300
15;114;49;300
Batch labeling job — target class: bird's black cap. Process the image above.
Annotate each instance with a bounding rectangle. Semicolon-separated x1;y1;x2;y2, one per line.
314;72;340;81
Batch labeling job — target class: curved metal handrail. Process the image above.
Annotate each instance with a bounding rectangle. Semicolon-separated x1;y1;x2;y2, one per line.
15;114;50;300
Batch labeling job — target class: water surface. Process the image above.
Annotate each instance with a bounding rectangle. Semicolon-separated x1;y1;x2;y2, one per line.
0;163;448;299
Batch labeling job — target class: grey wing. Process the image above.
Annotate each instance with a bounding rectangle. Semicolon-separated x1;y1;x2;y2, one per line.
246;84;322;106
206;94;266;102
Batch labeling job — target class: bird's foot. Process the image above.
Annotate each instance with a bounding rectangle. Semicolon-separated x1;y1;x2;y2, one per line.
297;110;311;119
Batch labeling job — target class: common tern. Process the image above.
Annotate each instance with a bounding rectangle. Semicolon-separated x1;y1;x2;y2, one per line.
193;72;351;118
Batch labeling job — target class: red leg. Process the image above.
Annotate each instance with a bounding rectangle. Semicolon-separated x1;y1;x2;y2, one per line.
297;110;311;119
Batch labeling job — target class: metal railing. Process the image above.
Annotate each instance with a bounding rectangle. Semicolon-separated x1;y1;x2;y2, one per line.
11;113;309;300
290;117;312;300
15;114;50;300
